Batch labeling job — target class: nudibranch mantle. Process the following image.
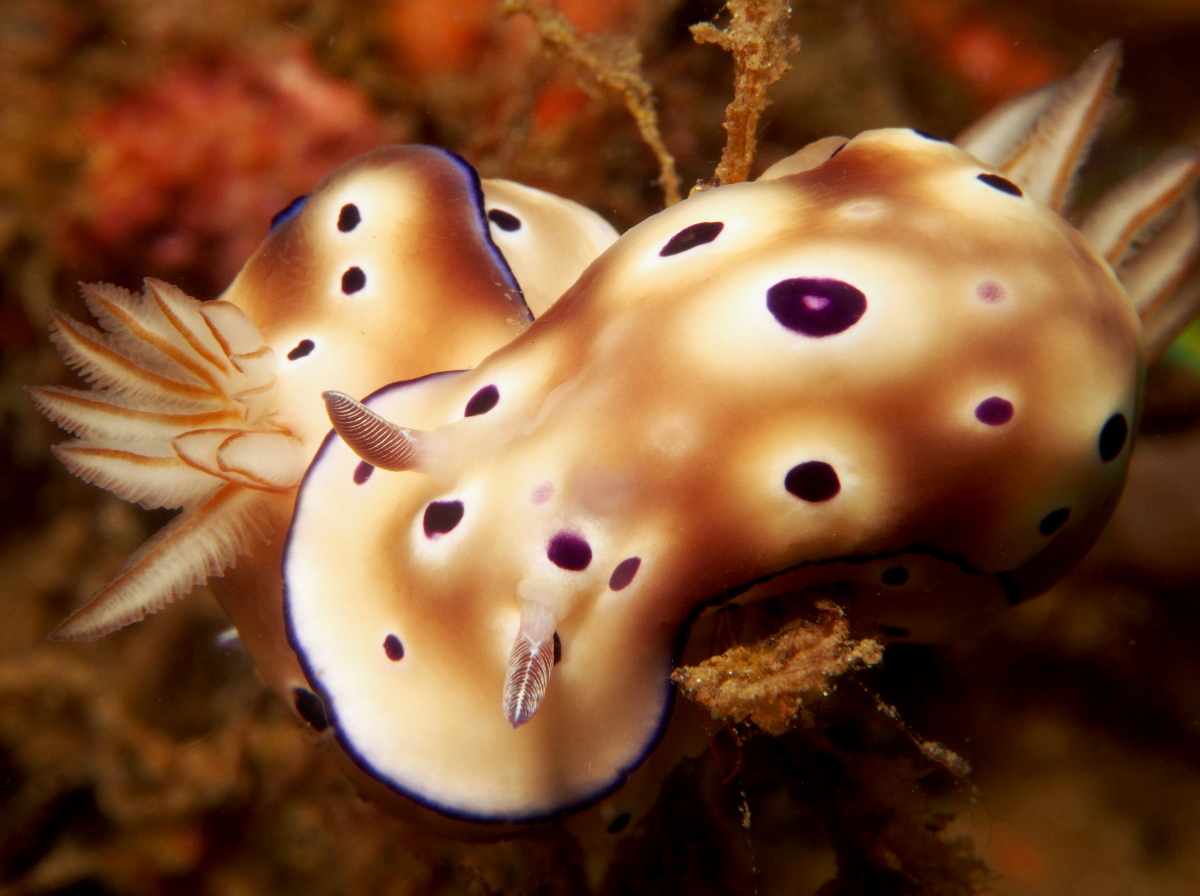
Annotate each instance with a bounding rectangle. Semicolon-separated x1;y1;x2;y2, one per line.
286;127;1142;822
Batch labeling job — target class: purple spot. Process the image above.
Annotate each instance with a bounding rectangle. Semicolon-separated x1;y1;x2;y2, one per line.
287;339;314;360
767;278;866;337
423;500;464;538
548;532;592;571
608;557;641;591
465;384;499;417
607;812;631;834
975;397;1014;425
337;203;361;232
1039;508;1070;536
341;266;366;294
785;461;841;502
488;208;521;232
531;481;554;505
1099;414;1128;462
292;687;328;731
976;280;1005;302
383;634;404;661
353;461;374;484
660;222;724;256
978;173;1023;197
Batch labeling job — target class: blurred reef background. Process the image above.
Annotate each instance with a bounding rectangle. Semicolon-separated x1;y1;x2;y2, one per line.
4;1;1200;894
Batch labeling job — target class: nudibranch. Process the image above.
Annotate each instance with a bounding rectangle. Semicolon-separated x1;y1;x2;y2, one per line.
26;143;616;673
286;46;1200;824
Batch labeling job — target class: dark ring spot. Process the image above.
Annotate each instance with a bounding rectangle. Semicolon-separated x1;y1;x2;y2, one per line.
353;461;374;485
977;173;1023;197
767;278;867;337
383;634;404;661
423;500;464;537
881;567;908;586
548;532;592;571
292;687;329;731
270;195;307;231
553;632;562;665
660;221;724;256
607;812;631;834
975;396;1014;426
609;557;641;591
341;266;366;294
488;208;521;232
878;624;911;638
1098;413;1128;462
337;203;361;232
465;384;500;417
287;339;314;360
785;461;841;502
1039;508;1070;536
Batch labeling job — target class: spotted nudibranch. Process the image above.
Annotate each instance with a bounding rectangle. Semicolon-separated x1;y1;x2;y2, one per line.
29;43;1200;830
287;45;1200;823
26;143;616;680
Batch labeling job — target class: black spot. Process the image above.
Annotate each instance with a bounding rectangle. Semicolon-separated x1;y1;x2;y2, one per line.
287;339;314;360
912;129;947;142
341;266;366;294
881;567;908;586
270;195;307;231
609;557;641;591
293;687;329;731
1099;413;1128;462
423;501;464;537
975;396;1014;426
785;461;841;502
830;142;846;158
977;173;1023;197
660;221;724;256
607;812;631;834
767;278;867;337
548;532;592;571
383;634;404;661
465;384;500;417
488;208;522;232
553;632;562;664
353;461;374;485
337;203;361;232
878;624;911;638
1039;508;1070;536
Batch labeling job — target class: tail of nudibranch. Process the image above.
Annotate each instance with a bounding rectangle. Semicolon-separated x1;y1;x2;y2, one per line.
957;40;1200;363
26;279;305;640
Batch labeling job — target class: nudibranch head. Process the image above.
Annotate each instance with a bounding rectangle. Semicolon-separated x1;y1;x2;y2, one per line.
221;144;535;451
284;127;1142;822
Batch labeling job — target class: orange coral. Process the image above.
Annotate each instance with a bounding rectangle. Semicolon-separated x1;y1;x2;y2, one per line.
60;46;386;297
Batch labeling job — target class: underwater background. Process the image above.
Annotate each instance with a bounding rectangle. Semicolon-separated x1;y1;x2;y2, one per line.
2;1;1200;893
